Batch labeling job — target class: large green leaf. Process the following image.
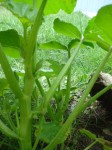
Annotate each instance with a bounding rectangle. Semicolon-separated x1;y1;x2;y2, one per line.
35;121;67;144
84;17;112;51
9;0;77;15
6;0;37;22
95;5;112;40
54;18;81;39
40;41;67;51
0;29;20;49
84;5;112;51
42;0;77;15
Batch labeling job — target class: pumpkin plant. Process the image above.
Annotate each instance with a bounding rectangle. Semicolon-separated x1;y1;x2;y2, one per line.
0;0;112;149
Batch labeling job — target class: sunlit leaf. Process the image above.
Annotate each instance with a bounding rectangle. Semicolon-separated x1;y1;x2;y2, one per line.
84;17;112;51
68;39;94;50
95;5;112;40
9;0;77;15
40;41;67;51
3;47;20;58
43;0;77;15
0;0;5;2
54;18;81;39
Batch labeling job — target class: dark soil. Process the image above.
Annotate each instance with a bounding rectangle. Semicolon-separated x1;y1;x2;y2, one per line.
64;98;112;150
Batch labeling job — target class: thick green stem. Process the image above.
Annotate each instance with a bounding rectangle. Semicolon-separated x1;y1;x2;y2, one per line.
26;0;47;64
0;44;23;99
19;1;48;149
44;47;112;150
19;96;32;150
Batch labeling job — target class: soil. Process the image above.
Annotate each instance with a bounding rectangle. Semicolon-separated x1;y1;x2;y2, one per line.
64;97;112;150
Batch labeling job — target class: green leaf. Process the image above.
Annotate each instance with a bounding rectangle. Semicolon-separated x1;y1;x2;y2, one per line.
34;60;43;74
54;18;81;39
80;129;96;140
84;17;112;51
68;39;94;50
97;138;112;150
38;70;55;78
95;5;112;40
48;60;65;75
0;29;20;49
40;41;67;51
0;0;5;2
35;121;65;144
43;0;77;15
9;0;77;15
6;0;37;22
3;47;20;58
0;78;8;95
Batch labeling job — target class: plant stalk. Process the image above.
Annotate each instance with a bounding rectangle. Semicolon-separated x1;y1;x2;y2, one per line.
41;39;83;114
64;49;71;111
19;1;48;149
0;44;23;100
44;46;112;150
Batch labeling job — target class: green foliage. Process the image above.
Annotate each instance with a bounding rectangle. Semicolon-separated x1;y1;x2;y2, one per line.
95;5;112;40
54;18;81;39
0;29;20;48
80;129;112;150
41;0;77;15
0;1;112;150
0;78;8;95
35;121;63;144
10;0;77;15
6;0;37;23
80;129;96;140
40;41;67;51
0;6;23;34
84;5;112;51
